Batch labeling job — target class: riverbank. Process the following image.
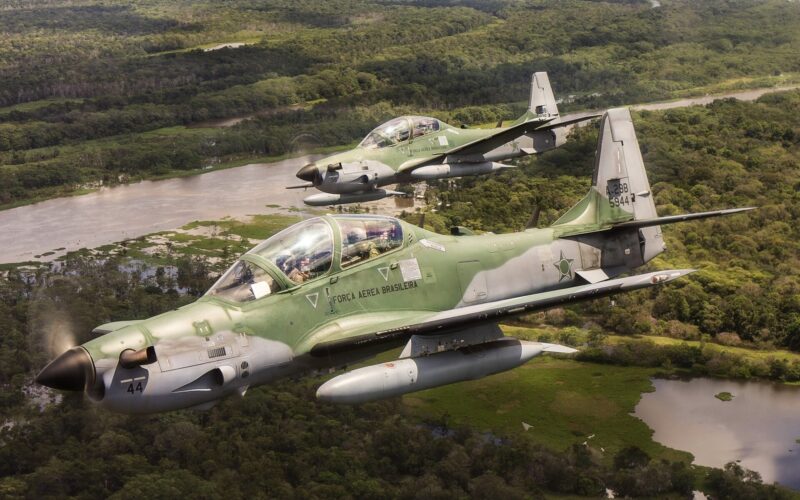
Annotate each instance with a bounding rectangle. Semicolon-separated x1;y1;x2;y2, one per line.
0;142;351;213
402;325;800;493
635;377;800;490
404;354;686;462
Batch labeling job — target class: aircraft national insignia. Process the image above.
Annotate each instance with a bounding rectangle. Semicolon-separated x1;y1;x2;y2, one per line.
377;267;390;281
306;293;319;308
554;251;574;282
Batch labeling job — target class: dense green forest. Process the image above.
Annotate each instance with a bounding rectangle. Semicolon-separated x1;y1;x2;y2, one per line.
1;93;798;497
3;1;800;497
2;0;800;206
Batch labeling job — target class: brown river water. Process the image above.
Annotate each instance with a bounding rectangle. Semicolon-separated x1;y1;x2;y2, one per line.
0;154;416;264
635;377;800;489
0;157;317;263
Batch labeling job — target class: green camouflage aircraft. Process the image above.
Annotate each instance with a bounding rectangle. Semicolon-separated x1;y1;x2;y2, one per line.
290;72;598;206
37;109;752;413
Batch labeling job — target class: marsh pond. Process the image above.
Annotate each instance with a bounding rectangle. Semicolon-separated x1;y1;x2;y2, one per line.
635;377;800;489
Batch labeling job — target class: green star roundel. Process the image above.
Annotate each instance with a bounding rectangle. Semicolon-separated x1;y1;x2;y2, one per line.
554;250;574;282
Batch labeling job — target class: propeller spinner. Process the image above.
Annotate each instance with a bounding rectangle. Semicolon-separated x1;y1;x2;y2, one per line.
36;347;94;392
296;163;322;185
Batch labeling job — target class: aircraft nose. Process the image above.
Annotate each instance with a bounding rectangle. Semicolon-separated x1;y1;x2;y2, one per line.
296;163;322;184
36;347;94;391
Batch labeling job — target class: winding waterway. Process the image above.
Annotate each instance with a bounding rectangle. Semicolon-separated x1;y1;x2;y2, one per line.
0;156;318;263
634;378;800;489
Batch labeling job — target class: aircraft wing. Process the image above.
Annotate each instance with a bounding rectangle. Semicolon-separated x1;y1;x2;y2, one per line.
308;268;692;356
394;112;601;174
437;113;601;160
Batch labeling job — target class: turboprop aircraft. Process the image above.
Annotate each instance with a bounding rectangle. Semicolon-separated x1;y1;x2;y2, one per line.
37;108;752;413
289;72;599;206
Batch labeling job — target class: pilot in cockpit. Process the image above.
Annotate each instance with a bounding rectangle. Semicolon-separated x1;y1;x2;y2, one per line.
288;256;311;283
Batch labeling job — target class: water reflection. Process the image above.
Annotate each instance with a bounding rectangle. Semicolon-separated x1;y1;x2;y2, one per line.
634;377;800;489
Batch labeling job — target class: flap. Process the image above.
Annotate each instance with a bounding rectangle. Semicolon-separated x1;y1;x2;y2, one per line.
576;268;611;284
576;266;627;284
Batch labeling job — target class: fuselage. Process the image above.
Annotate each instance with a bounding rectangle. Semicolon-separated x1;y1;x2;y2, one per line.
68;214;629;413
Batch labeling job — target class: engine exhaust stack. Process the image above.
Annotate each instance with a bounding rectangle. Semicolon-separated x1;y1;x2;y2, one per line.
119;346;157;369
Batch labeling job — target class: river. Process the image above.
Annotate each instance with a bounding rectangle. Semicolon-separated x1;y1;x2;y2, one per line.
0;155;417;264
630;85;800;112
634;377;800;489
0;157;316;263
1;85;798;264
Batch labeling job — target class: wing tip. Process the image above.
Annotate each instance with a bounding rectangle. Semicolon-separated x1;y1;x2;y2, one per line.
538;342;579;354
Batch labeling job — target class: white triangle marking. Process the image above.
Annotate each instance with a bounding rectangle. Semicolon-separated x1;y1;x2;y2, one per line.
378;267;389;281
306;293;319;308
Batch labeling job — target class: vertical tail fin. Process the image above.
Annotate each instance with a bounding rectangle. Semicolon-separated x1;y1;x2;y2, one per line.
529;72;559;118
591;107;657;223
552;108;665;262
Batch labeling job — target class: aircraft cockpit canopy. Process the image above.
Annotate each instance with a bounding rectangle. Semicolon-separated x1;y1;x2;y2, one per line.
205;260;282;303
206;216;405;302
359;116;440;149
250;218;334;285
336;215;403;268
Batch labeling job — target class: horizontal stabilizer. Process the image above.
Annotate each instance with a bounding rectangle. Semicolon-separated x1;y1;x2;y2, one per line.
612;207;756;229
534;112;602;131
